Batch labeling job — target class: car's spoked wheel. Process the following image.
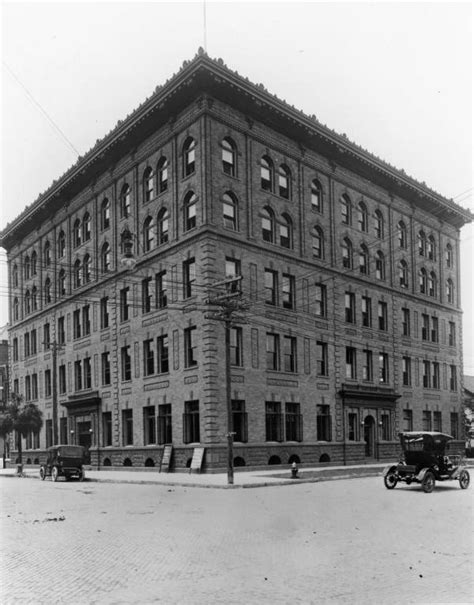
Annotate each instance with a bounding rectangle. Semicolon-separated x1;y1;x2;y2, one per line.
384;471;398;489
39;466;46;481
459;470;470;489
51;466;59;482
421;471;435;493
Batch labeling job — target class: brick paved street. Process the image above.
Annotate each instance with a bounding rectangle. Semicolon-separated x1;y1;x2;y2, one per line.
1;476;472;604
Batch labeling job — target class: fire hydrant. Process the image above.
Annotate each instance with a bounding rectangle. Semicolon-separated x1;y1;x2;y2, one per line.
291;461;299;479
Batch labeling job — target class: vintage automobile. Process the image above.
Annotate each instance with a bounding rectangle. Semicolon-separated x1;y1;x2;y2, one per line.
39;445;87;482
383;431;470;493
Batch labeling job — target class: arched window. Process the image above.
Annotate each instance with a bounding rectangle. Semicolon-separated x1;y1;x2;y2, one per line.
428;235;436;261
44;277;52;304
261;207;275;243
312;226;324;259
73;259;82;289
143;216;155;252
120;184;131;218
419;268;428;294
58;269;66;297
58;231;66;258
375;251;385;280
399;260;409;288
358;202;368;232
73;218;82;248
31;251;37;276
143;167;154;202
428;271;437;297
101;242;111;273
157;208;169;244
446;278;454;303
223;192;238;230
359;244;369;275
374;210;384;239
82;212;91;242
278;164;291;199
31;286;38;311
101;198;110;230
183;137;196;177
24;255;30;280
44;241;51;266
222;137;236;177
398;221;407;248
340;194;351;225
13;297;19;321
260;156;274;192
12;264;18;288
311;179;323;212
183;191;197;231
83;254;92;284
446;243;453;268
418;231;427;256
279;214;293;248
342;237;353;269
24;290;31;315
157;157;169;193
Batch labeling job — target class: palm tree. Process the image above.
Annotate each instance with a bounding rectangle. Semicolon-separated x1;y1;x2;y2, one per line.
0;413;13;468
8;395;43;466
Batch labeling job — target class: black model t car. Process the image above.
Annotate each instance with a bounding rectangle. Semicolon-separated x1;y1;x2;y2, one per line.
383;432;470;493
40;445;87;482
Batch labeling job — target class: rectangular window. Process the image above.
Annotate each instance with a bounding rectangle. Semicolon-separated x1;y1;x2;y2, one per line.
183;258;196;299
362;349;373;381
156;271;168;309
30;329;37;355
142;277;153;313
423;360;431;388
101;352;111;385
121;345;132;381
82;305;91;336
282;274;295;310
283;336;297;373
232;400;248;443
43;323;50;350
448;321;456;346
378;301;388;331
402;308;410;337
265;269;278;305
285;402;302;442
421;314;429;341
422;410;432;432
316;341;328;376
265;401;283;441
402;356;411;386
266;333;280;371
120;287;130;322
157;334;169;374
348;412;358;441
102;411;112;446
184;327;197;368
25;375;31;401
432;362;440;389
44;369;52;397
74;360;82;391
83;357;92;389
13;337;18;361
346;347;357;379
315;283;327;318
225;258;241;293
158;404;172;445
316;404;332;441
449;365;457;391
381;413;390;441
122;409;134;445
31;374;38;400
100;297;109;329
59;364;66;394
183;400;200;443
24;332;30;357
433;411;442;432
361;296;372;328
143;339;155;376
345;292;356;323
230;327;243;367
431;316;439;343
73;309;81;339
143;405;156;445
379;353;389;384
60;417;68;445
450;412;459;439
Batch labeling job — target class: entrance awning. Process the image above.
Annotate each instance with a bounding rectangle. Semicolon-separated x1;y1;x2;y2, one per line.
62;392;101;414
339;384;401;406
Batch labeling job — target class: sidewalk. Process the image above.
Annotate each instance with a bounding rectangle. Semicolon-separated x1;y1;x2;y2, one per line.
0;462;387;488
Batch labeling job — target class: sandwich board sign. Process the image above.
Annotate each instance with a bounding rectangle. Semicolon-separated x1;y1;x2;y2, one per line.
190;447;205;473
160;445;173;473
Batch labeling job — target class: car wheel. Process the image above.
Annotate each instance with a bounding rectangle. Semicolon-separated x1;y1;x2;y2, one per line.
51;466;59;482
384;470;398;489
421;471;435;493
39;466;46;481
459;470;470;489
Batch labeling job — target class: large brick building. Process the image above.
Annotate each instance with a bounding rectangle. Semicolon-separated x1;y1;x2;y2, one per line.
1;50;471;470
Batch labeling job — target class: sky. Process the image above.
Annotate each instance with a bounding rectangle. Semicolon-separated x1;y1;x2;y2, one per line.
0;0;473;369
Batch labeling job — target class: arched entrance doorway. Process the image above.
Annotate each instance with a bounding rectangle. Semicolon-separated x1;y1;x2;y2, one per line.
364;415;375;457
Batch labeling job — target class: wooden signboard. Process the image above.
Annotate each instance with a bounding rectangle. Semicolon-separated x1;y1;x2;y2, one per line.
190;447;205;473
160;445;173;473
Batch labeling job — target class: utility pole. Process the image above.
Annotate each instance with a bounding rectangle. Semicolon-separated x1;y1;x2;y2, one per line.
46;341;63;446
206;277;247;485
